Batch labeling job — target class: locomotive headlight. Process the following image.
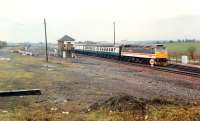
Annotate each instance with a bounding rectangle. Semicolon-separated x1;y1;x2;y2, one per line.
150;59;155;66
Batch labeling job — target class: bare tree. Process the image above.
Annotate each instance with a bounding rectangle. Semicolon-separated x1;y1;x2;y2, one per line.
187;46;196;59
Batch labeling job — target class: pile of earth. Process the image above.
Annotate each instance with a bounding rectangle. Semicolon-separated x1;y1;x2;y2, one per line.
87;94;177;113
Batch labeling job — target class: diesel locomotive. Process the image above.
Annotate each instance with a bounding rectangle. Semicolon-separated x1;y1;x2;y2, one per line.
74;43;168;66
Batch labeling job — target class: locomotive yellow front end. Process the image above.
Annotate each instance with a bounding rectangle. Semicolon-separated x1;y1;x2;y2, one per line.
154;45;168;66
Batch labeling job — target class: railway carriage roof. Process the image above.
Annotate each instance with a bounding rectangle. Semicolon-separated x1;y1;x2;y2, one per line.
75;43;165;48
75;43;120;47
123;44;164;48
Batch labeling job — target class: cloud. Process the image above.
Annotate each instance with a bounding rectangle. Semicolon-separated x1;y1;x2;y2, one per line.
148;15;200;40
0;0;200;42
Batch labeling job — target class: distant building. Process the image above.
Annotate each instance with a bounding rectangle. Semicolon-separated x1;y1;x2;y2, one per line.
57;35;75;58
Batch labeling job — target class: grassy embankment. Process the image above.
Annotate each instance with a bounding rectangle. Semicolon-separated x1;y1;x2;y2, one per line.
165;42;200;64
165;42;200;53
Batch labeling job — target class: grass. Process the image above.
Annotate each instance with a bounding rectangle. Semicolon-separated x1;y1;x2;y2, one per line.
0;104;199;121
165;42;200;53
0;71;33;80
85;105;200;121
0;54;69;87
164;42;200;63
147;105;200;121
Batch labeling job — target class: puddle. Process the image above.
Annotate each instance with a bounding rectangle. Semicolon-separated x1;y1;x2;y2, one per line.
47;68;54;71
41;64;57;71
74;61;99;65
0;57;10;61
42;64;57;68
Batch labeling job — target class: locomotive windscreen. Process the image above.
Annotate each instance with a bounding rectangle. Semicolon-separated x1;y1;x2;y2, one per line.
155;45;167;52
122;45;155;54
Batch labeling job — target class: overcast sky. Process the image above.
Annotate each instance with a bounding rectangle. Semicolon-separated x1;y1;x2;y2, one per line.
0;0;200;43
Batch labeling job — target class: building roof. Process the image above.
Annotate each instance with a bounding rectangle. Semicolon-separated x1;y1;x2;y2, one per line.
58;35;75;42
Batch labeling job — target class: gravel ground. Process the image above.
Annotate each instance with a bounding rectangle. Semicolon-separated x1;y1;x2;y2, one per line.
66;55;200;104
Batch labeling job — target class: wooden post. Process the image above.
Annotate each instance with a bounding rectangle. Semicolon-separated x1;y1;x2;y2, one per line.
44;18;48;62
199;56;200;64
113;22;116;45
0;89;41;97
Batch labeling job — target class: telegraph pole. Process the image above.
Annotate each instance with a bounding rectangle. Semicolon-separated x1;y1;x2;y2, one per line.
44;18;48;62
113;22;116;45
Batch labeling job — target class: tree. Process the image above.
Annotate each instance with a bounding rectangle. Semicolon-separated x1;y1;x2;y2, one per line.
187;46;196;59
0;41;7;48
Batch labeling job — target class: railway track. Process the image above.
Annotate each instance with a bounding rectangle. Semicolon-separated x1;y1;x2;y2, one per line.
78;54;200;78
156;64;200;78
121;60;200;78
153;65;200;78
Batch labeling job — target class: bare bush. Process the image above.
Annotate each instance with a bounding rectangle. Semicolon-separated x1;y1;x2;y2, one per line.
187;46;196;59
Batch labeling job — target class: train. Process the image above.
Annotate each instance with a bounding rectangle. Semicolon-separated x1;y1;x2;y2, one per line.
74;43;168;66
